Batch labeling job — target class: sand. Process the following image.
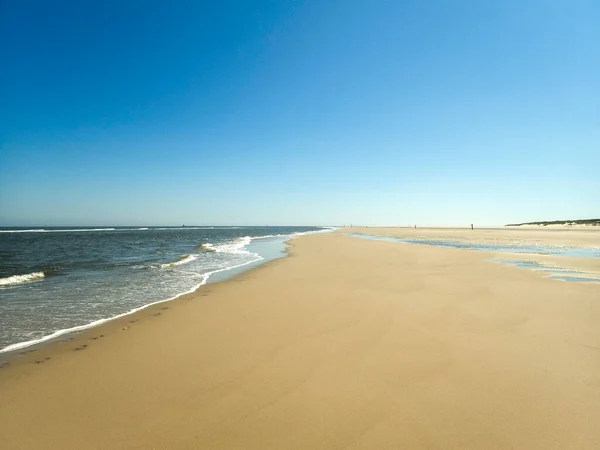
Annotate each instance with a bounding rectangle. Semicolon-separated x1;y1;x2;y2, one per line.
351;225;600;247
1;229;600;449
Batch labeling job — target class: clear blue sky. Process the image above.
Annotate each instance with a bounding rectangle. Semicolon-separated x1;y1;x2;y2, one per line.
1;0;598;226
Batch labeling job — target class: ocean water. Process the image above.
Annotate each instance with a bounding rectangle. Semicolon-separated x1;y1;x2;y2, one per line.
0;226;331;353
489;260;600;283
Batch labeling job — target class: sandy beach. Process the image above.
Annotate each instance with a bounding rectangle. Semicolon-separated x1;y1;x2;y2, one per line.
1;229;600;449
350;226;600;274
352;225;600;247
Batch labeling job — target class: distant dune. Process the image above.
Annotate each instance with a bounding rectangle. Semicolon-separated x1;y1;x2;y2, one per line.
506;219;600;227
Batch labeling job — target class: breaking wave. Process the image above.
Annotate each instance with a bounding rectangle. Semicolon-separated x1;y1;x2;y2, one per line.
0;272;45;286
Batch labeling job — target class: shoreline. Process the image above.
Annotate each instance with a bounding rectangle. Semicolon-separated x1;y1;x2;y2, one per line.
0;237;297;370
0;231;320;357
2;230;600;448
4;225;597;360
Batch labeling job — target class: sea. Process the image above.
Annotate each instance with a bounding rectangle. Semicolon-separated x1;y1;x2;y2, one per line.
0;226;332;353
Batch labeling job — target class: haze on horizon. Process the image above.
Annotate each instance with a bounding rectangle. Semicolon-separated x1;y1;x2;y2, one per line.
1;1;598;227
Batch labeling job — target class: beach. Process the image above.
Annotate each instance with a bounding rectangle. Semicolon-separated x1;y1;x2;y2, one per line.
0;226;325;353
353;225;600;247
1;229;600;449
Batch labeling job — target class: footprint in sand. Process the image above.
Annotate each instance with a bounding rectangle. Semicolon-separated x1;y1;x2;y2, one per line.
18;349;37;356
153;312;161;316
74;344;88;351
121;326;130;331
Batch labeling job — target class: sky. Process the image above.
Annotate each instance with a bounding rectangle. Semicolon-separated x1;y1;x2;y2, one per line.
1;0;598;227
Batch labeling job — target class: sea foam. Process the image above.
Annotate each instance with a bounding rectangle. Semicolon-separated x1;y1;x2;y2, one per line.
0;228;116;233
0;272;45;286
0;227;335;353
159;254;198;268
202;236;253;254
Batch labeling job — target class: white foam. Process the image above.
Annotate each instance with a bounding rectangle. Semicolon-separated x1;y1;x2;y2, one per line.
251;234;286;240
0;226;336;234
0;229;46;233
159;254;198;268
249;227;336;241
0;227;336;353
205;236;253;254
291;227;337;237
0;272;45;286
0;255;263;354
0;228;117;233
154;227;202;230
0;227;213;233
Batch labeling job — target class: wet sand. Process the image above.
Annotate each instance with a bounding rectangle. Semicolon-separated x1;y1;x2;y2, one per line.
351;226;600;274
1;230;600;449
351;225;600;247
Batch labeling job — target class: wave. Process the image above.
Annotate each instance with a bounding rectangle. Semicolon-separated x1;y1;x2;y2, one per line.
159;254;198;268
0;229;46;233
251;233;287;240
0;227;209;233
0;227;337;353
247;227;336;242
0;255;265;354
153;227;202;231
0;272;45;286
0;226;336;234
293;227;337;236
202;236;253;254
0;228;117;233
202;228;336;251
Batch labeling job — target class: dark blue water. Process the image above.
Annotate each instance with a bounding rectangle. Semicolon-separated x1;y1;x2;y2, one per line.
0;226;331;352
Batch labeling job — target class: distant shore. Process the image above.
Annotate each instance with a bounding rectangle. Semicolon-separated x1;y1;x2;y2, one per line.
506;218;600;227
1;229;600;448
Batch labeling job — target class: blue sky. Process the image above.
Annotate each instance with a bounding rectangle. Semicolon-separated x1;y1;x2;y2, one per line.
1;0;598;226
